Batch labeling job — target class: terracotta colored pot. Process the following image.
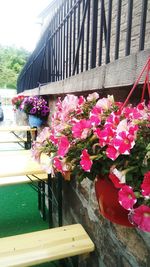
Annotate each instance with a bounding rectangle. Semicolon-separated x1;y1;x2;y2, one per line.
95;177;134;227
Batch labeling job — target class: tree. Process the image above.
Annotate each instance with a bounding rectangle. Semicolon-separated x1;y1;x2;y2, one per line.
0;45;30;89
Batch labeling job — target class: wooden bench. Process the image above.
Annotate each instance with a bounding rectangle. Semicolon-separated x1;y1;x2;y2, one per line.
0;174;47;186
0;150;45;178
0;126;37;149
0;150;48;221
0;152;95;266
0;135;27;143
0;224;94;267
0;125;37;132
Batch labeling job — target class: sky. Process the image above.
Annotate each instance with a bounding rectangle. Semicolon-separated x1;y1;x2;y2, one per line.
0;0;52;52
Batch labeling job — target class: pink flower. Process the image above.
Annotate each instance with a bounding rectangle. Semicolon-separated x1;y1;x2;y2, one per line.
36;127;51;143
106;146;119;160
53;157;63;172
78;95;85;105
62;94;79;113
105;113;120;129
72;119;91;139
31;142;41;162
87;92;99;101
113;131;135;154
57;136;70;157
80;149;93;172
137;102;145;110
49;133;58;145
96;95;114;111
141;171;150;198
53;157;71;180
90;106;102;126
96;126;115;147
124;107;142;120
118;185;137;210
131;205;150;232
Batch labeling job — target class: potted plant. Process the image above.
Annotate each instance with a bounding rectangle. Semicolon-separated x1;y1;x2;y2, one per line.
12;95;25;111
20;96;50;127
31;93;150;232
11;94;28;125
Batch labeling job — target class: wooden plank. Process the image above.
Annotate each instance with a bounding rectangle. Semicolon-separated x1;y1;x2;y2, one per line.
0;131;27;143
0;174;47;186
0;138;27;143
0;126;37;132
0;150;46;178
0;224;94;266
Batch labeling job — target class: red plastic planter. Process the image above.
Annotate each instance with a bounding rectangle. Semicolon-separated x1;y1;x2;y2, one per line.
95;177;134;227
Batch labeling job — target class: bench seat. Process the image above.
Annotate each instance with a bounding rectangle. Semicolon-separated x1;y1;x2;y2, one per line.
0;150;48;221
0;150;46;178
0;126;37;132
0;126;37;149
0;174;47;186
0;138;27;143
0;224;94;267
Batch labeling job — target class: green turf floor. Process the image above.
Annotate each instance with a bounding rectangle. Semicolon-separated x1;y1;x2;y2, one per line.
0;183;60;267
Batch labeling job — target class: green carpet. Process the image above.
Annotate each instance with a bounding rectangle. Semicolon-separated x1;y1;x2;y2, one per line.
0;183;60;267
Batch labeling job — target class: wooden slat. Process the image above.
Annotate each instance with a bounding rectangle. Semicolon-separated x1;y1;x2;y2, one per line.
0;224;94;266
0;138;27;143
0;150;46;178
0;174;47;186
0;126;37;132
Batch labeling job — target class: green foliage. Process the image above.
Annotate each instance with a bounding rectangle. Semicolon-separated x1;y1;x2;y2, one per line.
0;45;30;89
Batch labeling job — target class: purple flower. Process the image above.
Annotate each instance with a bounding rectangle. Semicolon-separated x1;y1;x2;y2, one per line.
21;96;50;118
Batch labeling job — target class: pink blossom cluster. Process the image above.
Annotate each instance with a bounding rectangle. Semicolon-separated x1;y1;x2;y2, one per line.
32;93;150;232
12;95;25;110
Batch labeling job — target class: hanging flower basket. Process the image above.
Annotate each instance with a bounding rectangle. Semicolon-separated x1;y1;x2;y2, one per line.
31;57;150;232
95;176;134;227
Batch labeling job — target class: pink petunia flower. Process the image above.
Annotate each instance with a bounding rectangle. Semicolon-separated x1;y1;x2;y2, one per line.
118;185;137;210
131;205;150;232
106;146;119;160
141;171;150;198
57;136;70;157
53;157;63;172
87;92;99;101
78;95;85;104
62;94;79;113
96;126;115;147
36;127;51;143
49;133;58;145
90;106;102;126
113;131;135;155
80;149;93;172
72;119;91;139
96;95;114;111
105;113;120;128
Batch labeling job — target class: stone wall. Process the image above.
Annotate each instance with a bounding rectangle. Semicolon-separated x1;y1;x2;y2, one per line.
62;178;150;267
46;82;150;267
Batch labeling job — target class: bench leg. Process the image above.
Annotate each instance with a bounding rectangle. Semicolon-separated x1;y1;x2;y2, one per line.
38;181;46;221
48;174;53;228
38;181;42;211
25;131;32;149
41;181;46;221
